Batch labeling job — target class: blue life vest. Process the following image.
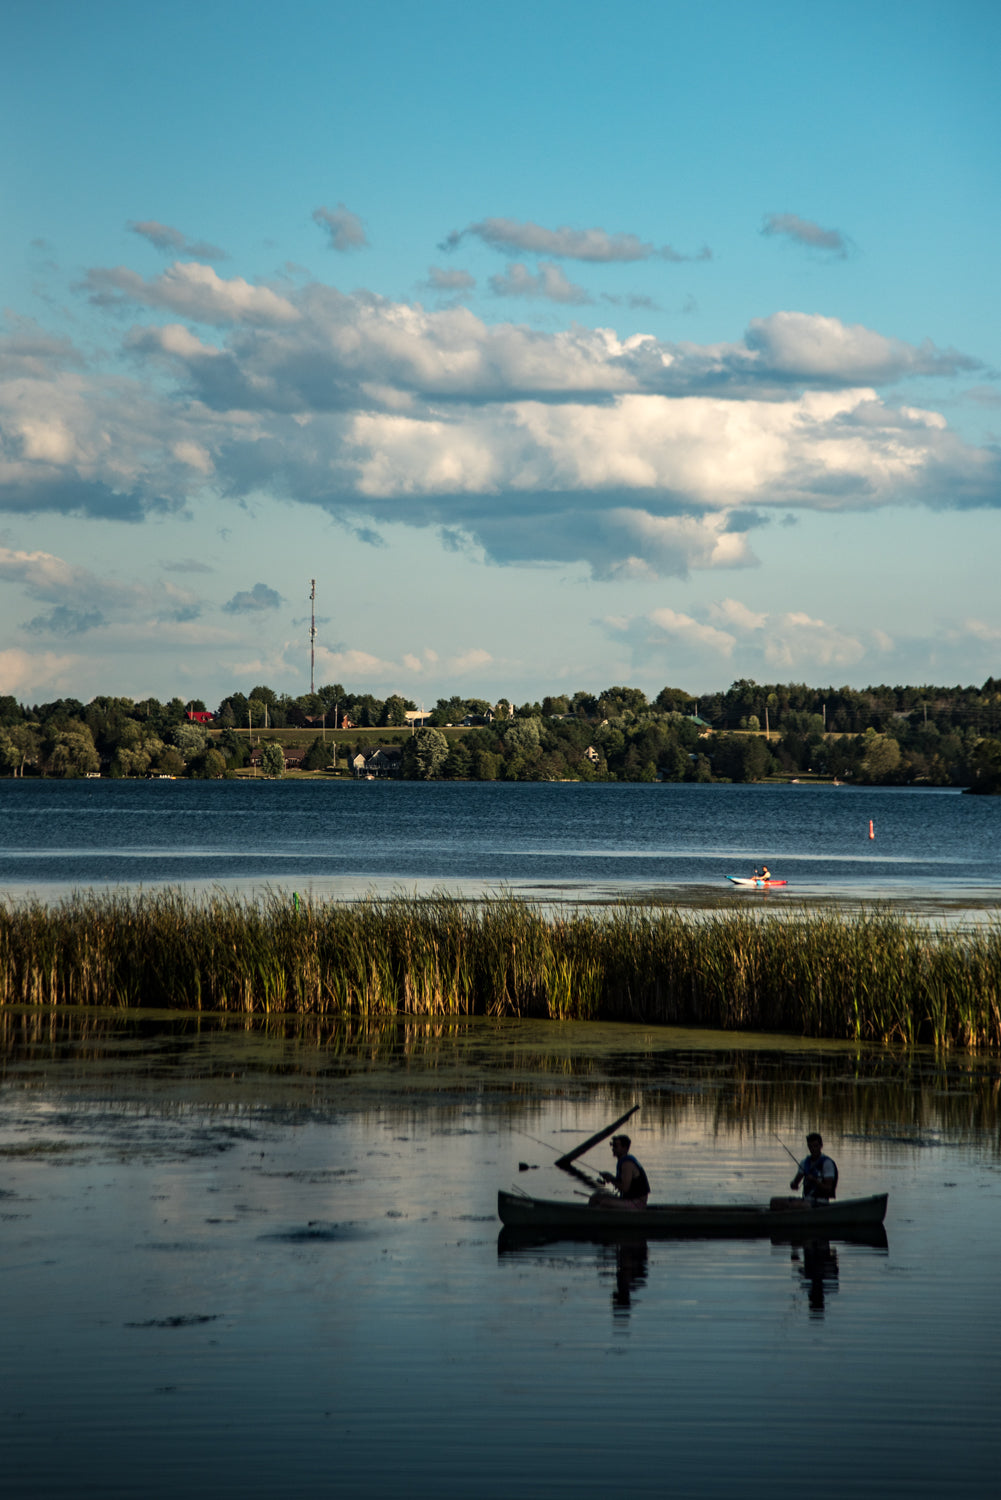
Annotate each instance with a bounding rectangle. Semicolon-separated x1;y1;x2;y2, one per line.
616;1154;651;1199
800;1152;838;1200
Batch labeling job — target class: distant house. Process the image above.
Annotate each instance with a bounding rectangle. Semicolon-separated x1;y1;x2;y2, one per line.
405;710;432;727
186;710;215;724
352;746;403;778
247;743;303;769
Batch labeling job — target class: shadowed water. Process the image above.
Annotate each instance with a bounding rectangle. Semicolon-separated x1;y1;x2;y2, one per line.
1;1012;998;1498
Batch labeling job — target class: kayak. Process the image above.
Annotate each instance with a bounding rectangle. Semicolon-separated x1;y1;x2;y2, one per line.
726;875;788;887
498;1189;887;1236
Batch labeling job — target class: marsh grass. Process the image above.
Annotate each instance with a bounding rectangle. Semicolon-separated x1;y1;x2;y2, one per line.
0;890;999;1046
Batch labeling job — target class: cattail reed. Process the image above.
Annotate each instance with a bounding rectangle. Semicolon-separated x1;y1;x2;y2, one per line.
0;890;998;1047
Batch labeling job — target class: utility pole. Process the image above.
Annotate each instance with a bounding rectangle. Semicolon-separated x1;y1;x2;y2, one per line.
309;579;316;696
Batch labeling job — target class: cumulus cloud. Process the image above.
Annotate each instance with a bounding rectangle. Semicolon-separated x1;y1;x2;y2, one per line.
441;217;710;263
160;557;215;574
3;253;998;583
423;266;476;293
489;262;592;303
709;597;768;631
312;203;368;252
0;646;80;695
448;647;493;673
647;607;737;655
222;582;283;614
0;546;202;635
128;220;227;260
0;313;84;379
762;612;866;669
958;617;1001;642
761;213;851;257
614;598;868;676
83;263;300;326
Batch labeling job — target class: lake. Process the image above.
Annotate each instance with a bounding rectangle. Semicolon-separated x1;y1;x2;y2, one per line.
1;781;999;1496
1;1013;999;1499
1;779;999;915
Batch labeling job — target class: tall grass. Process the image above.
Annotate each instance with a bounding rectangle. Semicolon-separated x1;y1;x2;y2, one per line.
0;890;999;1046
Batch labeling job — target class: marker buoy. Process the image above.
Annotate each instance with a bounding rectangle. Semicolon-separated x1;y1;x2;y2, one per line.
868;820;874;840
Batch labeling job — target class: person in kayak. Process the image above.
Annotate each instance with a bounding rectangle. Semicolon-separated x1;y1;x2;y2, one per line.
589;1134;650;1211
790;1133;838;1202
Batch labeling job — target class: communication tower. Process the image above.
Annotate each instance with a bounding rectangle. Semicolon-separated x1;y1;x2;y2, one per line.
310;579;316;694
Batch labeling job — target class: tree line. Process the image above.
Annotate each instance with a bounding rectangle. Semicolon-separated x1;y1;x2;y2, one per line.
1;676;999;793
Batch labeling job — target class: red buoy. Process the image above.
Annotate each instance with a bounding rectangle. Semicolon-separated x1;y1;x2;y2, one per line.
868;819;874;840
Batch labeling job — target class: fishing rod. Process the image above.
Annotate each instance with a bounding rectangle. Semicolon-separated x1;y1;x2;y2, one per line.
774;1132;801;1167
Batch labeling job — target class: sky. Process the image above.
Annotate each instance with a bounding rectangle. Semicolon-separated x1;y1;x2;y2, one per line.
1;0;999;710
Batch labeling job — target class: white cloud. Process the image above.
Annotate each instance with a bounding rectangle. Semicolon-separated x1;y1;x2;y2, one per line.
647;607;737;655
84;262;300;326
761;612;865;669
312;204;368;252
3;259;997;584
958;618;1001;642
423;266;476;293
448;648;493;673
442;217;709;263
709;598;768;631
0;545;202;636
613;598;869;679
128;220;227;260
0;646;80;695
761;213;850;257
489;262;593;304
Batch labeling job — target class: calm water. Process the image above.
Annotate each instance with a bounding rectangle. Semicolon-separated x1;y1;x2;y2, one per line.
0;1014;999;1499
1;778;999;908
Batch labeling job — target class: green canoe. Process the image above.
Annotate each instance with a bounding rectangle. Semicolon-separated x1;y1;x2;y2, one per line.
498;1189;888;1236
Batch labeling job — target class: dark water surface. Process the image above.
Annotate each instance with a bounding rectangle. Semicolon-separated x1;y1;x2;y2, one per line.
1;1012;999;1498
1;778;999;911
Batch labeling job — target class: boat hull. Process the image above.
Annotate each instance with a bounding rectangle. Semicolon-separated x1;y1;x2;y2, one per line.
726;876;788;887
497;1190;887;1236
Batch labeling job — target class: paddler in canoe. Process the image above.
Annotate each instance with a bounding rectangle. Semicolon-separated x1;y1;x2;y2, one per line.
588;1133;650;1212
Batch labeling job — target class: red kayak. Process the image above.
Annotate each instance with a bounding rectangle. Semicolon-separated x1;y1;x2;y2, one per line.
726;876;788;887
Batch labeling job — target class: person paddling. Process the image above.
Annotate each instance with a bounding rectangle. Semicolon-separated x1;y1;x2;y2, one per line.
589;1134;650;1212
790;1133;838;1203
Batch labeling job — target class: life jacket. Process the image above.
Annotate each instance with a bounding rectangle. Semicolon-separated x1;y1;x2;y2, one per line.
802;1153;838;1200
617;1154;651;1199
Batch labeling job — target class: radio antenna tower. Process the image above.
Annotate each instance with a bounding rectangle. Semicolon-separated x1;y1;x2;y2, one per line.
309;579;316;694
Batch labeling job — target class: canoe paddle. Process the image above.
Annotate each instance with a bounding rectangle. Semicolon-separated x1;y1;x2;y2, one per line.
554;1104;640;1168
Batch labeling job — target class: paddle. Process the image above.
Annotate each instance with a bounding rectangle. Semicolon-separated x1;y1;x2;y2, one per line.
554;1104;640;1169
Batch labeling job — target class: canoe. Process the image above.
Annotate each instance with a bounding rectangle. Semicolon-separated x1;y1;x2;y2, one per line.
497;1190;887;1236
726;876;788;887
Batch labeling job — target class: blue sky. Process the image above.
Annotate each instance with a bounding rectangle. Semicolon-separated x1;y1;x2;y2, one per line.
1;0;999;709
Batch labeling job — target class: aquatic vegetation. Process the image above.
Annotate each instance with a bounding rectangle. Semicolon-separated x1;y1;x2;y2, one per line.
0;890;999;1047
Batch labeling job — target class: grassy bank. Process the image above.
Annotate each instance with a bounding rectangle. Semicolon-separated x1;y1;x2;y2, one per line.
0;892;998;1047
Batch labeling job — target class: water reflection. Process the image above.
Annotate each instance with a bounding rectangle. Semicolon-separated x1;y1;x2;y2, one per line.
498;1221;886;1326
606;1239;649;1316
1;1008;998;1499
792;1239;840;1318
2;1008;999;1159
